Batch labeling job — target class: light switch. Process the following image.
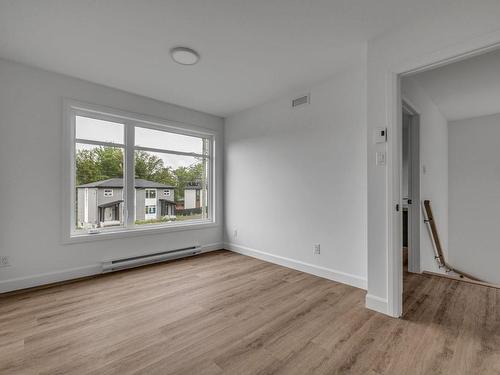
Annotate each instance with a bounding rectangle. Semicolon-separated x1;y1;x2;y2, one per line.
376;151;386;166
373;127;387;143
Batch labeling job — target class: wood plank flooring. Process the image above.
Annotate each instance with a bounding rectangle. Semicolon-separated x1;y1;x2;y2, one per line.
1;250;500;374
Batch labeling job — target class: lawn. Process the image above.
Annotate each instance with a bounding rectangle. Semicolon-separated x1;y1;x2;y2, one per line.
176;213;203;221
135;214;203;225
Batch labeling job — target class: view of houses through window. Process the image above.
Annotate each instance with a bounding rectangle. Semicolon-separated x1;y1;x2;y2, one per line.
74;114;211;233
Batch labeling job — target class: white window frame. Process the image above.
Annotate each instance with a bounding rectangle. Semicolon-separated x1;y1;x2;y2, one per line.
163;189;171;197
103;189;114;198
62;99;218;243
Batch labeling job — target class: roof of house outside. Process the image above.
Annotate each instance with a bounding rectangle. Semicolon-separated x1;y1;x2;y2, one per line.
158;198;176;205
98;199;124;208
185;183;203;190
77;178;174;189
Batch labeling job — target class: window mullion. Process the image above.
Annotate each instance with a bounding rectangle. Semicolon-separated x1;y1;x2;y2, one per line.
75;138;125;149
133;145;208;158
125;123;135;227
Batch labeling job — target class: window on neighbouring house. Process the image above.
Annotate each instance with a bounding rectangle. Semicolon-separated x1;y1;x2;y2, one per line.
67;101;215;239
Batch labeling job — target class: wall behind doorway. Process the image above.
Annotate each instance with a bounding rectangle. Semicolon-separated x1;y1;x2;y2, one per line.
449;112;500;285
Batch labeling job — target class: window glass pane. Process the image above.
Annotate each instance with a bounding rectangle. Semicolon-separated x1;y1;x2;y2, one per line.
134;150;209;226
135;126;205;154
74;143;124;231
76;116;124;144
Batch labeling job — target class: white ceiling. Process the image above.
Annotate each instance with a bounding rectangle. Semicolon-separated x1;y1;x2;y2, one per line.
408;48;500;122
0;1;452;117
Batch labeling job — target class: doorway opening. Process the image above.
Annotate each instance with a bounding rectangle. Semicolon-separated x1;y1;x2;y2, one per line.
388;42;500;317
402;102;420;276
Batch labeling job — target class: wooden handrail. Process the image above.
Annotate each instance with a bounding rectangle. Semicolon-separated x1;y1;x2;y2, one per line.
422;200;445;267
422;199;481;282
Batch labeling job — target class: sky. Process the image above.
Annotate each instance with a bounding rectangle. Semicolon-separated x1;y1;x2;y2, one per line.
75;116;205;169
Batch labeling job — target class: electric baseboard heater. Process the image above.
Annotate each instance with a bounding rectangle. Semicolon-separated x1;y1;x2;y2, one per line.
102;246;202;273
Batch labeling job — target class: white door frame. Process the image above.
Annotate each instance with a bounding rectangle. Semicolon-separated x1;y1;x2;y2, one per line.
385;38;500;318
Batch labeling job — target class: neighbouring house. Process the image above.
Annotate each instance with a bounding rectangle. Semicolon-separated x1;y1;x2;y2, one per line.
184;182;202;209
76;178;176;228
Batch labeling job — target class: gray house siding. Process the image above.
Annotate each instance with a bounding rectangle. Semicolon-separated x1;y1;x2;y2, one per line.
97;187;123;223
96;187;123;206
76;179;175;228
77;187;122;227
158;188;174;217
76;187;98;227
135;188;146;221
88;189;97;223
137;188;175;221
159;188;174;201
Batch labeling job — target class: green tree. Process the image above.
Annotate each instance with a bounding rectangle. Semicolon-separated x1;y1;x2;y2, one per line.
76;147;123;185
76;149;101;185
95;147;123;180
134;150;177;187
134;150;164;180
153;167;177;188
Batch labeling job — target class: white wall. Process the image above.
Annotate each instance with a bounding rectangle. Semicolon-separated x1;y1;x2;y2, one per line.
225;64;367;289
449;113;500;285
402;78;448;274
402;114;409;199
0;58;224;292
366;3;500;315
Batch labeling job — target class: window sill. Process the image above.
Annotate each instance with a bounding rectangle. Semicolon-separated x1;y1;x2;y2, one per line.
64;220;218;244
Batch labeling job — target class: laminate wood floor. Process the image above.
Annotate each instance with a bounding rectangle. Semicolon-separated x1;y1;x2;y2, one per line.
1;250;499;374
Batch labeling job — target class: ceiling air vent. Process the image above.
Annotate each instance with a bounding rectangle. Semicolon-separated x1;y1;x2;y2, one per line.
292;94;310;108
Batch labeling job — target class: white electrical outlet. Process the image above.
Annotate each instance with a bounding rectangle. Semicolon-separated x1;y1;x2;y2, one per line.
0;255;10;267
313;244;321;255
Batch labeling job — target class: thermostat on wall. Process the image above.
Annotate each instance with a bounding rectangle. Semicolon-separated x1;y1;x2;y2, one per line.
373;127;387;143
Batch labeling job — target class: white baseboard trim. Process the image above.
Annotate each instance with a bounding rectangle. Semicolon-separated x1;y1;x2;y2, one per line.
199;242;225;253
0;242;224;294
0;264;101;294
225;242;367;290
365;294;389;315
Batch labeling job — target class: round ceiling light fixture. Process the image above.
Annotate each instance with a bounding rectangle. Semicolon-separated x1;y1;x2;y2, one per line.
170;47;200;65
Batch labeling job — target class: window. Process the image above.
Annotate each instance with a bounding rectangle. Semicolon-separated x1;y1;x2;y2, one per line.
145;189;156;199
74;116;125;231
134;126;210;226
66;100;216;239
